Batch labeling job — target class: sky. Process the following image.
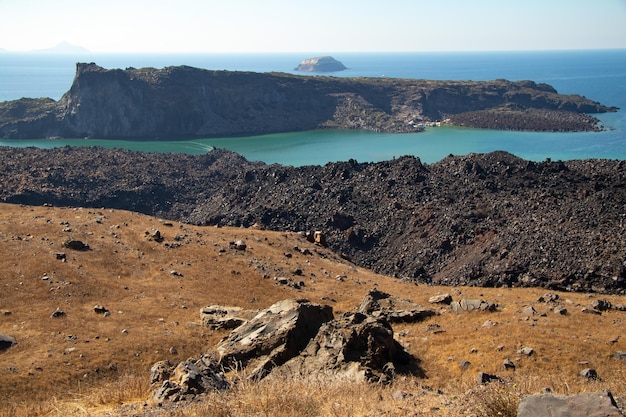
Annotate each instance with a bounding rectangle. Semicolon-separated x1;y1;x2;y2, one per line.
1;0;625;53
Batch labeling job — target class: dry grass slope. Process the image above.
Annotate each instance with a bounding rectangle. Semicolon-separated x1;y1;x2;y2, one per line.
0;203;624;416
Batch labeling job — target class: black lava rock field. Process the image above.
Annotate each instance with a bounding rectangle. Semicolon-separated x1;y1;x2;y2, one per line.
1;146;624;293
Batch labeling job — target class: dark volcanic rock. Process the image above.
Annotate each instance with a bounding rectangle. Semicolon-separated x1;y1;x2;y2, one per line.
1;147;625;294
0;64;616;139
294;56;347;72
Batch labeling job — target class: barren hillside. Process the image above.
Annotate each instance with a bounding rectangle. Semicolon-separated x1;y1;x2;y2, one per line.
0;203;624;416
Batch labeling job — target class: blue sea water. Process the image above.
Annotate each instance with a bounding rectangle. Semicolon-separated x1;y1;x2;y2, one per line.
0;50;625;165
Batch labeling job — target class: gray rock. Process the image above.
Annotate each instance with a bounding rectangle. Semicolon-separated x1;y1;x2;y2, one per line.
216;299;333;379
553;305;568;315
200;305;256;330
428;293;452;305
591;299;612;311
517;390;624;417
613;351;626;362
93;305;109;314
272;311;419;384
357;289;436;323
503;359;516;370
580;368;599;381
451;298;496;312
63;239;90;251
459;360;471;371
477;372;502;384
0;333;16;350
518;346;535;356
520;305;539;315
231;240;246;250
153;355;229;402
51;307;66;318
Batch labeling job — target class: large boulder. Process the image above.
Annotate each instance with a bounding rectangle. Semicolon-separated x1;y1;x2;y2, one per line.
216;299;334;379
517;390;624;417
273;312;420;384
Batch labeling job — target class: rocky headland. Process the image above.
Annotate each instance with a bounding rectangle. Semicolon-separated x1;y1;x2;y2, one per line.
1;146;624;294
0;63;617;139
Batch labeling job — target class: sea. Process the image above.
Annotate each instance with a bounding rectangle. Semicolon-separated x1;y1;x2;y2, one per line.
1;50;625;166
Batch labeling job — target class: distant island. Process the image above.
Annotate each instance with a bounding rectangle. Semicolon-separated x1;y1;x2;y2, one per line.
294;56;347;72
0;63;617;140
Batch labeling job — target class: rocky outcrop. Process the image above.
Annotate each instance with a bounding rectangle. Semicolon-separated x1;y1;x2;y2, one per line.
216;299;333;379
1;147;625;294
294;56;347;72
0;63;616;139
152;292;428;402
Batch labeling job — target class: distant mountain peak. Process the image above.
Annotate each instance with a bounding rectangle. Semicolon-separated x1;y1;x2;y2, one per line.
36;42;90;54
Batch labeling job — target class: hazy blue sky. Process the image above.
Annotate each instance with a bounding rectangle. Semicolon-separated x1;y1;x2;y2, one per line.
1;0;625;53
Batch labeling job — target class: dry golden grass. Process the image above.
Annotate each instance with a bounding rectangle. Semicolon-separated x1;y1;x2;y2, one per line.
0;202;624;416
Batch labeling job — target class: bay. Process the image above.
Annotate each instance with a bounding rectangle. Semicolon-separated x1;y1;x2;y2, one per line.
1;50;625;165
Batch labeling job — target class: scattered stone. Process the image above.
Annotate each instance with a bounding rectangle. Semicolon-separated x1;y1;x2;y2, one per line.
357;289;437;323
450;299;496;312
517;390;623;417
0;310;11;316
459;360;471;371
591;299;612;312
503;359;516;370
609;335;620;344
51;307;66;318
582;307;602;315
0;333;16;350
428;293;452;305
477;372;502;384
55;253;66;261
148;230;164;243
170;270;183;277
93;305;109;315
62;239;90;251
482;319;498;327
231;240;246;250
613;351;626;362
200;305;256;330
313;231;327;246
538;292;560;303
580;368;599;381
518;346;535;356
392;389;412;400
554;306;568;315
520;305;539;315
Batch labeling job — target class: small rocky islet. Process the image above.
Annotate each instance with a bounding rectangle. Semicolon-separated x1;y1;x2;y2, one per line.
294;56;348;72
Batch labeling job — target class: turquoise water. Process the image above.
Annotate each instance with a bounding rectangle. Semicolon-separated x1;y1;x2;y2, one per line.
1;50;625;165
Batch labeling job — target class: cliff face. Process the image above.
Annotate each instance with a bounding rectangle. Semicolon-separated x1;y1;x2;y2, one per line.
0;63;617;139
